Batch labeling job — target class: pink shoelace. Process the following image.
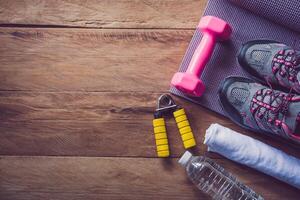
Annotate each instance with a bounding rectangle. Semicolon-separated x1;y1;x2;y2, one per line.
272;49;300;83
250;85;300;140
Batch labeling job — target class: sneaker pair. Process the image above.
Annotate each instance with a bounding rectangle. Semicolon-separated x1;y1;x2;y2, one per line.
219;40;300;145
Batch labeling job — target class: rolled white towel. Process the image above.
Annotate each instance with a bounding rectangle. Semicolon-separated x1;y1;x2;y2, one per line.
204;123;300;189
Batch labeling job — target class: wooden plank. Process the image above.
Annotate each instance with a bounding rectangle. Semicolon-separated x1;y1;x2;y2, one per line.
0;28;298;157
0;91;216;157
0;0;207;29
0;156;298;200
0;28;193;92
0;91;299;158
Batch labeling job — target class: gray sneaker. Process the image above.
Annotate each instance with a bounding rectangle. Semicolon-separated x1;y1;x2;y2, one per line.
218;76;300;145
238;40;300;93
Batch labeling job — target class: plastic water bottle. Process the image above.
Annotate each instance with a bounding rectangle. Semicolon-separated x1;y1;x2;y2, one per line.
179;151;264;200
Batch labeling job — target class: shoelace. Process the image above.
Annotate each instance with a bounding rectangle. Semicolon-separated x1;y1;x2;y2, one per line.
272;49;300;83
250;85;294;128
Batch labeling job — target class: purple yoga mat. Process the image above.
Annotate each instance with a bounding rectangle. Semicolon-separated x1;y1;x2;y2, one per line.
170;0;300;116
230;0;300;33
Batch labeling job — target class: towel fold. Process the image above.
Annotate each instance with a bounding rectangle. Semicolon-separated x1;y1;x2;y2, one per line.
204;123;300;189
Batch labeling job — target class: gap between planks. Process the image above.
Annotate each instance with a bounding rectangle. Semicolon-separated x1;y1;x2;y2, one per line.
0;24;196;30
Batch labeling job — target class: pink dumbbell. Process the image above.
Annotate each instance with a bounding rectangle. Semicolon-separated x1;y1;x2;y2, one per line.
171;16;232;97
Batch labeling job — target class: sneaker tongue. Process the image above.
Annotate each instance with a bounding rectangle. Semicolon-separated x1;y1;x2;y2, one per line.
289;52;300;132
267;91;300;133
297;71;300;82
296;50;300;61
295;51;300;67
284;102;300;133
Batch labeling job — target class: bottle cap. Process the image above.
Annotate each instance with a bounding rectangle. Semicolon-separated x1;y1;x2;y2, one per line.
178;151;193;167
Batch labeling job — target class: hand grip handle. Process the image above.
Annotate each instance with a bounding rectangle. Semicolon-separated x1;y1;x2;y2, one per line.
153;118;170;157
173;109;196;149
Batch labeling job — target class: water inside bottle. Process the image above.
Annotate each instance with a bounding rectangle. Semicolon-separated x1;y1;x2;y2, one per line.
180;152;263;200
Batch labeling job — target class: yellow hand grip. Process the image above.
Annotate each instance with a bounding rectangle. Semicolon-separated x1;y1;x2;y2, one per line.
153;118;170;157
173;108;196;149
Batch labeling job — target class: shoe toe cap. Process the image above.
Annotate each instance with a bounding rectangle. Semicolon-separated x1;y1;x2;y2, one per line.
238;40;280;77
219;77;253;108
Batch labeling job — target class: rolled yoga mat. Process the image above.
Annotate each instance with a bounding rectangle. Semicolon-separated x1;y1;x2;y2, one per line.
170;0;300;116
230;0;300;32
204;123;300;189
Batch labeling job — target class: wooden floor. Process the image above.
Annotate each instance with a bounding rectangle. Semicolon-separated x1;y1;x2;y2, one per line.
0;0;299;199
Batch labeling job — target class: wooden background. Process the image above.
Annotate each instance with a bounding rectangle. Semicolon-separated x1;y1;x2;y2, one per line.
0;0;299;199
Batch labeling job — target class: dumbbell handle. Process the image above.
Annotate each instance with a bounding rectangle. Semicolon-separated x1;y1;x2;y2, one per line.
187;33;216;76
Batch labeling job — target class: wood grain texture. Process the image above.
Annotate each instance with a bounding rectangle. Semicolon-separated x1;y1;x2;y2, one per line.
0;28;193;92
0;1;299;199
0;26;298;158
0;0;207;29
0;91;221;157
0;156;299;200
0;91;299;159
